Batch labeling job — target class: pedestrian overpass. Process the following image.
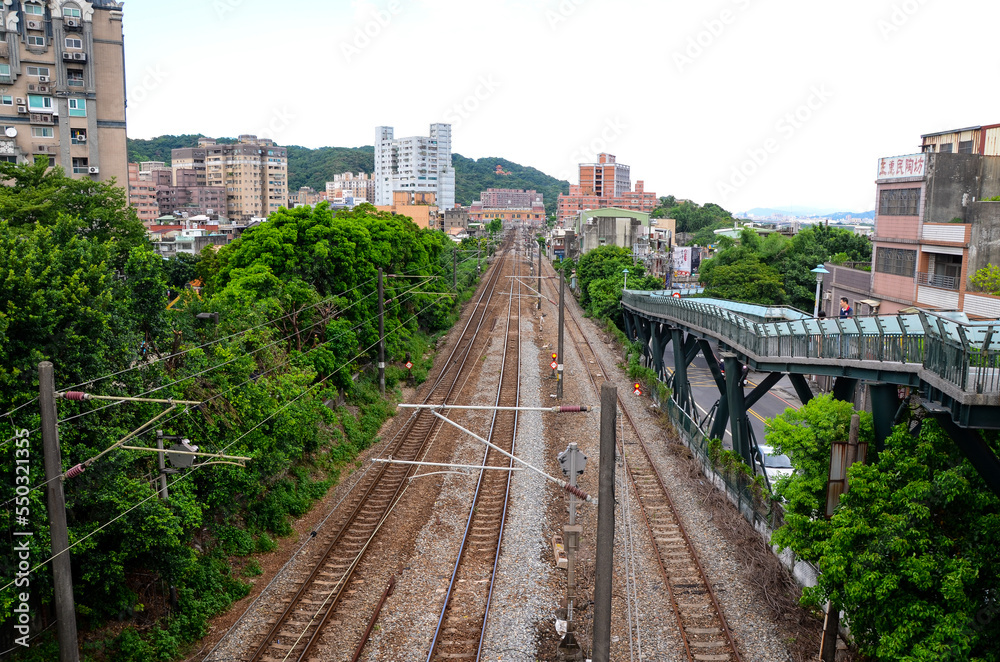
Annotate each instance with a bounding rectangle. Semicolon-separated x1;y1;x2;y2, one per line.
621;291;1000;497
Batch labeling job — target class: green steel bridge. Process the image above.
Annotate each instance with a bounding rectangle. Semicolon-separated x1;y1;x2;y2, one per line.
621;290;1000;497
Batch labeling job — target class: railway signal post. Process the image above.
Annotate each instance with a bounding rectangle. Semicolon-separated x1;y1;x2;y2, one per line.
557;443;586;658
557;268;565;400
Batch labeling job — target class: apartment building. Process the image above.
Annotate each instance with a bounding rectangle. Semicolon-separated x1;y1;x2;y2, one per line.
127;162;159;223
920;124;1000;156
190;135;288;221
867;147;1000;317
469;194;545;225
327;171;374;203
480;188;543;209
155;167;225;219
0;0;127;184
375;190;438;230
374;124;455;210
557;154;657;224
170;137;215;186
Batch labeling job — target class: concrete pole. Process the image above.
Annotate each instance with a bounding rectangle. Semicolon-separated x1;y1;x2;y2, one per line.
562;445;581;657
592;384;617;662
537;239;542;310
557;269;565;400
813;276;822;318
38;362;80;662
378;268;385;396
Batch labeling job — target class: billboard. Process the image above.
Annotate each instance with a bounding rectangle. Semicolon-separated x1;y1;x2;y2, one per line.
876;153;925;180
672;247;692;277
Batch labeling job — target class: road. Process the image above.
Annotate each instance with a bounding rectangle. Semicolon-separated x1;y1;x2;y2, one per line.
662;345;803;450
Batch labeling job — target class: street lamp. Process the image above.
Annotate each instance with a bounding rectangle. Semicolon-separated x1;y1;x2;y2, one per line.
622;268;630;291
811;264;830;318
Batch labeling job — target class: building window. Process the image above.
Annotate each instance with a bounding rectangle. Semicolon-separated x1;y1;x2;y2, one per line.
27;35;46;47
27;95;52;111
26;66;50;77
64;37;83;49
64;7;82;18
31;127;53;138
938;143;953;153
878;188;921;216
875;248;916;277
67;70;84;87
68;98;86;117
0;156;17;164
71;129;86;145
959;140;974;154
72;157;88;174
24;3;45;16
0;64;10;84
0;96;11;106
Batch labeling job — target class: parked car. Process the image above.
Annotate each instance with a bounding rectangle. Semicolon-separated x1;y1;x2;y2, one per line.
757;444;794;483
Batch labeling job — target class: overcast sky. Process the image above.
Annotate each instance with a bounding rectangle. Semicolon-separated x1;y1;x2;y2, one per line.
122;0;999;214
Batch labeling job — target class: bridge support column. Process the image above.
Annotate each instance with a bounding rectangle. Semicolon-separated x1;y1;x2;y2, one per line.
636;318;652;368
671;328;692;415
788;374;815;407
929;411;1000;500
869;383;900;454
723;353;752;466
623;310;636;342
832;377;858;404
650;323;667;382
700;339;729;441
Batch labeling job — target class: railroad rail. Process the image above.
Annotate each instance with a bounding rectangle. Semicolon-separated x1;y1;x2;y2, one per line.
240;239;515;662
424;237;525;661
542;261;743;662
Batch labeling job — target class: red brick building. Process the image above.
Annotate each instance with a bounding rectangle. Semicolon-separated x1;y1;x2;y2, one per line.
557;153;657;224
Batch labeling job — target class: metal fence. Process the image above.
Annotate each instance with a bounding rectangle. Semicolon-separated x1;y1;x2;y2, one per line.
623;291;1000;396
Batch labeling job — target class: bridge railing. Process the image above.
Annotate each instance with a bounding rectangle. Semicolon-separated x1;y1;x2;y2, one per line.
622;291;1000;396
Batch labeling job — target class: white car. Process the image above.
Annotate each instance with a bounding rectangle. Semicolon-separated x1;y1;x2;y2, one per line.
757;444;794;483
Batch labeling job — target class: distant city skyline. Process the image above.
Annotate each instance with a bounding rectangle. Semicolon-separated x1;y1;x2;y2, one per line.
121;0;1000;214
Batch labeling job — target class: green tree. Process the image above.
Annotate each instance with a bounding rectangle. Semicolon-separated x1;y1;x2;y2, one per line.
970;264;1000;295
163;252;200;289
810;421;1000;660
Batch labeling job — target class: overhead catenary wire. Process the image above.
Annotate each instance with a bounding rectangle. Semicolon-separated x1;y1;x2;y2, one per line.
0;294;452;595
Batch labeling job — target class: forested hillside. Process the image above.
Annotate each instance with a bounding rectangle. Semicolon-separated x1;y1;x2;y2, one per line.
126;136;568;214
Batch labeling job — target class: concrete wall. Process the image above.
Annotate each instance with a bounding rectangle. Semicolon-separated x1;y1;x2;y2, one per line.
924;153;983;223
968;202;1000;274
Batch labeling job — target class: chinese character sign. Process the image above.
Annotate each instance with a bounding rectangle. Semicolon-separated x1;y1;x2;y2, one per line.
876;153;925;180
672;247;692;277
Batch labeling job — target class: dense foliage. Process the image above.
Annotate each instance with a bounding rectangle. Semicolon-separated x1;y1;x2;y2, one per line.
768;398;1000;661
699;225;871;310
0;174;481;658
574;245;663;323
651;195;737;235
451;154;568;216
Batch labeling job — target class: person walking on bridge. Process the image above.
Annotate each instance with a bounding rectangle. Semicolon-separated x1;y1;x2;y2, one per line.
839;297;853;318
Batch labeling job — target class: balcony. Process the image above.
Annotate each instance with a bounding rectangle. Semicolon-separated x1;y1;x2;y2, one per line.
917;271;960;291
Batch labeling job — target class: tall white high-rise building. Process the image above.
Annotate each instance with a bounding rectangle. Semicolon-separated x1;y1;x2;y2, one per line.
374;123;455;210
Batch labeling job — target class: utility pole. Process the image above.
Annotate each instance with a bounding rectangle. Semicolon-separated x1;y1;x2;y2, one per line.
557;268;565;400
558;443;585;659
378;268;385;396
39;362;81;662
592;383;617;662
537;238;542;310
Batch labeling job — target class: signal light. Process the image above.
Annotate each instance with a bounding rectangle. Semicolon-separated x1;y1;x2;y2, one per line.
552;353;558;360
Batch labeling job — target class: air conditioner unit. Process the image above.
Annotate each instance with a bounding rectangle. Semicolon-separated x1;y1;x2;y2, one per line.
75;134;86;143
27;84;36;92
37;85;48;94
17;105;27;114
38;76;49;83
62;53;74;61
88;166;99;175
73;53;87;61
65;19;79;28
15;97;24;105
26;20;41;30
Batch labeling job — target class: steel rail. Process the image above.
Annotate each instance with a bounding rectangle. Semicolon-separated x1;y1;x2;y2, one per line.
246;241;515;662
425;236;524;662
543;260;743;662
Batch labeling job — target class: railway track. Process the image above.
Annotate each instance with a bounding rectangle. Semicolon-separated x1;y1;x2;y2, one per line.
424;238;526;661
238;240;515;662
541;258;743;662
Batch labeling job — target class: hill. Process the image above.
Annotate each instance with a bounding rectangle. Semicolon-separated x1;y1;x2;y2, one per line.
126;136;569;214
